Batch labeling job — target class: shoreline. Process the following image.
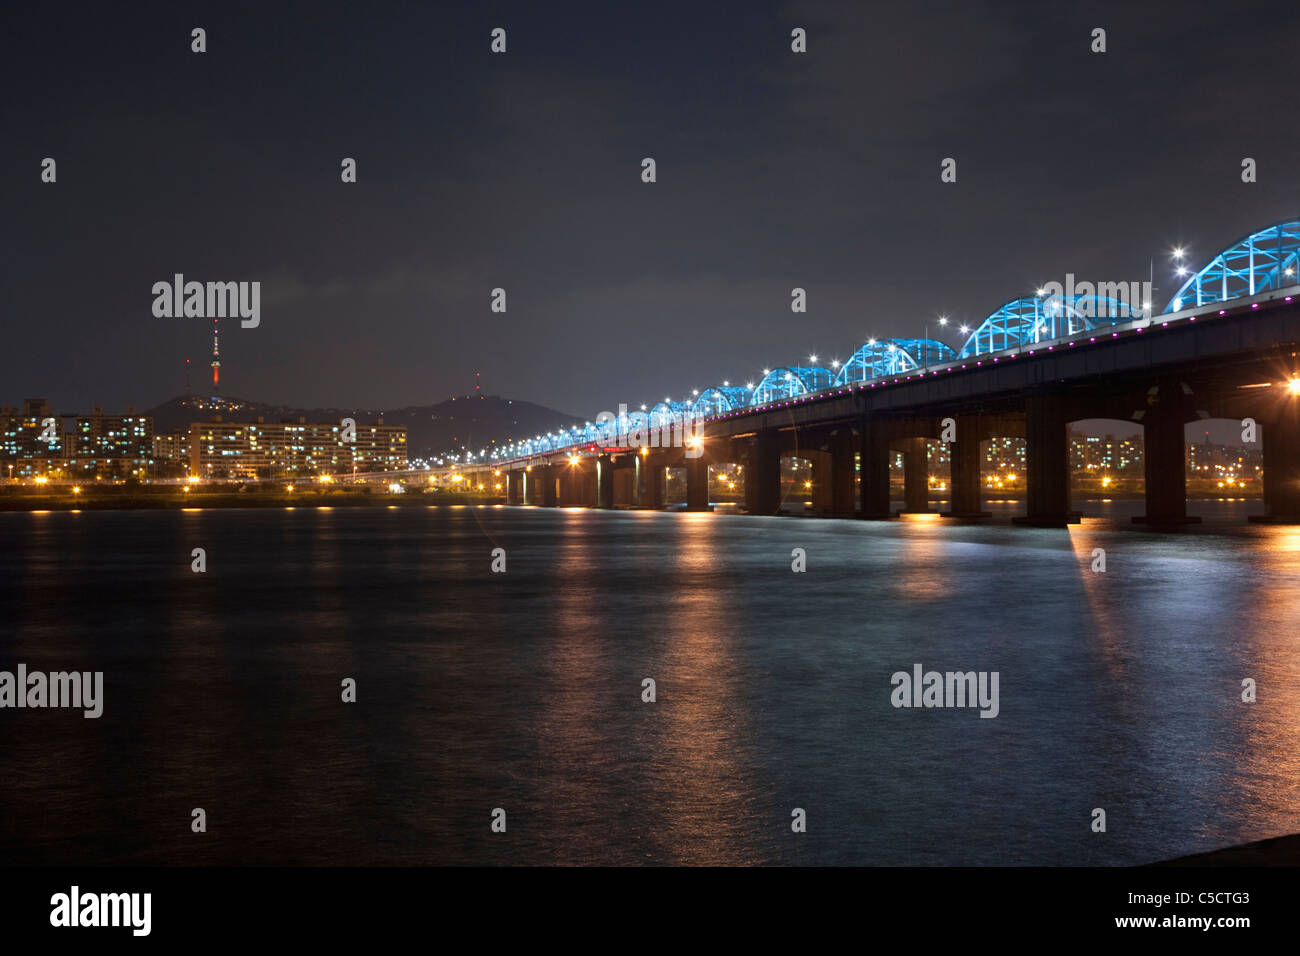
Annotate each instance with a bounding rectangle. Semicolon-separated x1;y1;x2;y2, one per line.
1152;833;1300;866
0;492;508;511
0;492;1264;513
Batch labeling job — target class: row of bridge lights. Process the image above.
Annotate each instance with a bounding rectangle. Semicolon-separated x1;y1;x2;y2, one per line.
643;323;988;410
492;307;1102;458
488;245;1300;463
496;271;1192;457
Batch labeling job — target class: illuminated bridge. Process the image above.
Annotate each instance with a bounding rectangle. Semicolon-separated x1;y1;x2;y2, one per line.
459;218;1300;527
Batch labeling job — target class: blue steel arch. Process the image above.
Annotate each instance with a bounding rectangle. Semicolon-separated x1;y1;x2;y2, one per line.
693;385;753;418
649;400;693;429
623;409;651;439
957;294;1137;358
832;338;955;385
751;366;834;405
1165;219;1300;313
834;339;917;383
893;338;957;369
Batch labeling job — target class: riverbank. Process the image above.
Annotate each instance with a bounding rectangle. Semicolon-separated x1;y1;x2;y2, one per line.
0;491;507;511
0;492;1263;512
1153;834;1300;866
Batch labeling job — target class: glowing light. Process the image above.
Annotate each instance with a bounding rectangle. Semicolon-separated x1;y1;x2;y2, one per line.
1289;379;1300;395
809;354;817;363
285;484;294;492
72;486;81;494
34;476;48;485
569;455;581;465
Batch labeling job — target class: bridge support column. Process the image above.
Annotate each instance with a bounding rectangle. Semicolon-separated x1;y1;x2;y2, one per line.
858;417;892;519
829;430;856;516
597;455;615;509
899;437;930;513
1251;404;1300;522
746;429;782;515
1135;412;1200;525
685;455;711;511
944;416;990;520
539;465;559;507
613;459;636;506
506;470;523;505
808;450;833;514
558;464;578;506
1014;392;1076;526
643;458;666;509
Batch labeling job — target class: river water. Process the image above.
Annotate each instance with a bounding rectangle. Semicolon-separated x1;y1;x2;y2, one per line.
2;499;1298;865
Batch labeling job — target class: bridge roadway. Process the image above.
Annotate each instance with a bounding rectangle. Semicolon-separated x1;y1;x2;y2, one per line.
459;285;1300;528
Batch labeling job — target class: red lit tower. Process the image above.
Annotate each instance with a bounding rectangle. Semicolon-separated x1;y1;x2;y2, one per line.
211;317;220;393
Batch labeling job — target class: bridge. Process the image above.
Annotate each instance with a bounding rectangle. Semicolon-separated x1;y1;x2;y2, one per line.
456;218;1300;527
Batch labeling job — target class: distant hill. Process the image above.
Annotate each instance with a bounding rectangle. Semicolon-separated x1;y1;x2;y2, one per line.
144;394;585;459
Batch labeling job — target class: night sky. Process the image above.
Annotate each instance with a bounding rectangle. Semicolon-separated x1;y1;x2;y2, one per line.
5;0;1299;428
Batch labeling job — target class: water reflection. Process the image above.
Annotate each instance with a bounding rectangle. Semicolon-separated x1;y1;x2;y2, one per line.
2;502;1300;865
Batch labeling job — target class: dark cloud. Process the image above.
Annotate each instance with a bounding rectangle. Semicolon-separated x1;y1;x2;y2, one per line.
3;0;1298;422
